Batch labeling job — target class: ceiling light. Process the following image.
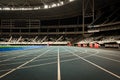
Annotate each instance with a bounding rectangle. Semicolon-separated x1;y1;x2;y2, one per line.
51;3;57;7
3;7;10;10
44;5;48;9
60;1;64;5
69;0;74;2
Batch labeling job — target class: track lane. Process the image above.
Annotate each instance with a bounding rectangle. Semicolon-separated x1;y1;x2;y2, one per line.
0;46;120;80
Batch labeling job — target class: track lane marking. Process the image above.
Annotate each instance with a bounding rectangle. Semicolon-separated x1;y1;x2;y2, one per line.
63;47;99;59
0;49;50;79
71;47;120;63
65;48;120;79
0;48;45;57
69;47;120;63
93;55;120;63
0;58;80;73
0;47;48;63
57;48;61;80
0;54;75;67
99;53;120;58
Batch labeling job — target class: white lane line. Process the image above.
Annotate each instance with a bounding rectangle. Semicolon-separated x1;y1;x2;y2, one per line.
0;57;57;67
0;51;25;57
98;52;120;58
66;49;120;79
57;48;61;80
94;55;120;63
70;47;120;63
0;48;43;57
0;58;80;73
0;48;47;63
72;47;120;63
22;58;79;70
0;54;29;63
0;50;50;79
0;54;74;67
83;50;100;58
63;47;99;58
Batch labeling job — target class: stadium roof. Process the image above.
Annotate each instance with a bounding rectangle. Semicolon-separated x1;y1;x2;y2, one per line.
0;0;119;20
0;0;75;10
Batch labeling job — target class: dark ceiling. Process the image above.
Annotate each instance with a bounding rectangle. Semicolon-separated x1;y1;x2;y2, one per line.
0;0;120;20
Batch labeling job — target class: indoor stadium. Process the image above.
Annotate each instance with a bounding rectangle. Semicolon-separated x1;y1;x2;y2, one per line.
0;0;120;80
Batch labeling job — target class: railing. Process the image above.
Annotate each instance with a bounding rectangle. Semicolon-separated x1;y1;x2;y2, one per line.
88;21;120;32
0;41;69;45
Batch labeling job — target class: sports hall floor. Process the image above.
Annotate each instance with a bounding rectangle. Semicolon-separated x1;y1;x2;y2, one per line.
0;46;120;80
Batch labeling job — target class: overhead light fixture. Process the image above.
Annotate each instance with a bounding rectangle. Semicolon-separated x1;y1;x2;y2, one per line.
69;0;74;2
3;7;10;10
51;3;57;7
44;5;49;9
60;1;64;5
57;3;60;6
0;0;75;11
34;7;39;10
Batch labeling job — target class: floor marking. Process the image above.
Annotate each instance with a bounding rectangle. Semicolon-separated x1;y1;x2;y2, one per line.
0;57;57;67
22;58;79;70
0;51;25;57
72;47;120;63
70;47;120;63
0;54;74;67
0;54;30;63
0;58;80;73
63;47;99;58
0;48;47;63
94;55;120;63
0;48;42;57
98;52;120;58
0;50;50;79
83;50;100;58
66;49;120;79
57;48;61;80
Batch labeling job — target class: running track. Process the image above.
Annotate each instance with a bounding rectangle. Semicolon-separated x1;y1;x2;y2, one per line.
0;46;120;80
